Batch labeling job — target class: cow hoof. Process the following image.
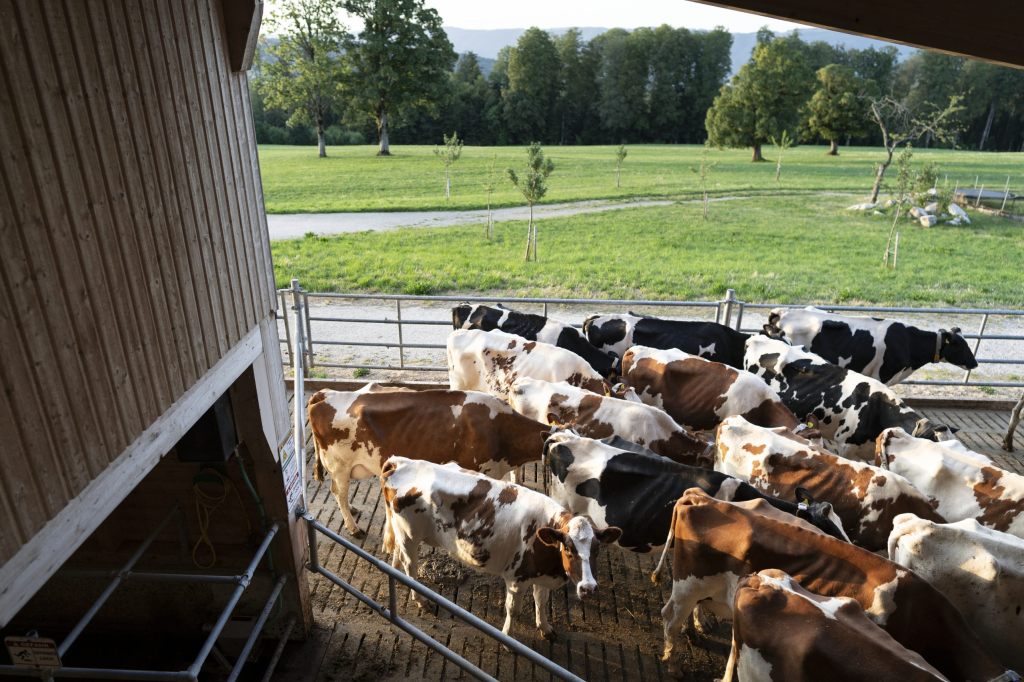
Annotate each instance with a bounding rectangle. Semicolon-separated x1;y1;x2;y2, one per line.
539;628;556;641
350;527;367;540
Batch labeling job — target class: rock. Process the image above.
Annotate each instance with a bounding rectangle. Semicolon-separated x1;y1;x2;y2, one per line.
872;210;885;216
948;217;963;226
909;206;927;218
919;214;938;227
884;199;898;208
948;203;971;224
847;202;878;211
925;201;939;214
927;187;938;196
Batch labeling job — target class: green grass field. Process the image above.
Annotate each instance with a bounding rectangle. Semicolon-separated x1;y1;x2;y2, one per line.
258;143;1023;214
271;194;1024;307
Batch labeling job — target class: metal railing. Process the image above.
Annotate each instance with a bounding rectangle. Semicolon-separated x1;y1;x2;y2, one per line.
285;286;582;681
0;507;283;681
277;282;1024;388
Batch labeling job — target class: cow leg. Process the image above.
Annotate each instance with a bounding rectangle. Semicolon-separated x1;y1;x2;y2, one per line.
532;584;554;639
720;631;738;682
662;577;719;665
332;469;364;538
502;584;523;636
394;537;427;610
506;467;519;485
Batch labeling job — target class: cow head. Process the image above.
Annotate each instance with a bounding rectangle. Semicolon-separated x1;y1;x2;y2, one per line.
937;328;978;370
794;487;849;542
912;418;960;442
536;516;621;598
452;303;473;329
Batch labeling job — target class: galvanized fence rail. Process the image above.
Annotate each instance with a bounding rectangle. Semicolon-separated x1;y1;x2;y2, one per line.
277;283;1024;388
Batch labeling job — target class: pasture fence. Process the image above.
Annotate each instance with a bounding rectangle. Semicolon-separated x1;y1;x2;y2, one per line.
277;281;1024;388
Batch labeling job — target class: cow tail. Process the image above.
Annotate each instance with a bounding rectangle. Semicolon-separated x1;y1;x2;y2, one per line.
651;504;678;585
307;392;327;482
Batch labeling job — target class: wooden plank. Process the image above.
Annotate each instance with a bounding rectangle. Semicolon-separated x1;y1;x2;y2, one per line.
0;324;263;628
175;0;242;346
220;0;263;72
104;0;195;394
129;1;215;377
197;0;258;336
147;0;229;364
62;0;167;429
89;0;183;407
0;3;116;485
42;1;148;444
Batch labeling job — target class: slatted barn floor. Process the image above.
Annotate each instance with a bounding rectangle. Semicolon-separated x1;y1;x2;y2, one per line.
274;393;1023;682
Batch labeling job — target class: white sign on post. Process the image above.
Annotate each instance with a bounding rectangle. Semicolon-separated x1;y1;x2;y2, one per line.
280;435;303;513
4;636;61;668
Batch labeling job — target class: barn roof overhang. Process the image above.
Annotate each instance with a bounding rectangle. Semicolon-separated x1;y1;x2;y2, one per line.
691;0;1024;69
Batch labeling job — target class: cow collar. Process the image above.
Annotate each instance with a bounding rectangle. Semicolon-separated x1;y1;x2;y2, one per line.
934;330;945;362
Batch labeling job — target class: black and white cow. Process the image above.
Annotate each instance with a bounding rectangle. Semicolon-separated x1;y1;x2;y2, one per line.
764;306;978;385
744;335;957;460
543;432;848;553
582;313;750;368
453;303;619;378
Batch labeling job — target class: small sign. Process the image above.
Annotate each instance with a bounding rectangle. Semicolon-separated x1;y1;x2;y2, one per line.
280;435;303;513
4;636;61;668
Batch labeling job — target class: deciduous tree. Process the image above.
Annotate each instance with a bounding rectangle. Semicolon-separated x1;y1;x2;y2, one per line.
344;0;456;156
257;0;348;158
705;37;812;161
507;143;554;262
806;64;874;155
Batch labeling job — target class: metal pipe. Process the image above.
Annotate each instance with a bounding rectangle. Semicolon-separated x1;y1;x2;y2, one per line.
225;576;288;682
187;524;279;677
307;340;443;349
258;616;296;682
304;515;583;682
60;569;243;584
291;279;307;514
309;564;497;682
58;505;181;657
964;313;990;384
280;290;293;367
0;666;194;680
303;290;314;369
396;300;405;369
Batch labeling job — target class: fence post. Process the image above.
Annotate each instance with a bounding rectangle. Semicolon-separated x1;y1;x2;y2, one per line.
963;313;989;385
722;289;737;329
291;278;308;512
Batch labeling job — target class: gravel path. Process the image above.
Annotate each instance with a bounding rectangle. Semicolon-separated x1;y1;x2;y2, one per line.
270;198;694;240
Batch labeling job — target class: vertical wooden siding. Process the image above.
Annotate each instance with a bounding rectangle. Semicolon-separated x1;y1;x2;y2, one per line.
0;0;276;566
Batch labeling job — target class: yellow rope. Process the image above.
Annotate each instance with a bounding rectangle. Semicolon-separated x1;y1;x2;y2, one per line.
191;469;252;569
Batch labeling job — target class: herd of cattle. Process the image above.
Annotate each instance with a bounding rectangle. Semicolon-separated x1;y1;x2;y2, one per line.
307;303;1023;682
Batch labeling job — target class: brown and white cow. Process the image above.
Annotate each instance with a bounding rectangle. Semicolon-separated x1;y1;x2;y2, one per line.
447;329;609;400
723;569;947;682
621;346;802;433
381;456;621;638
307;385;548;536
509;377;712;466
877;428;1024;539
653;488;1013;682
715;416;944;551
745;335;956;460
889;513;1024;672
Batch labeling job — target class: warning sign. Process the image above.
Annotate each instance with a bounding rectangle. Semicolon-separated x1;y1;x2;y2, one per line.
280;436;303;513
4;636;61;668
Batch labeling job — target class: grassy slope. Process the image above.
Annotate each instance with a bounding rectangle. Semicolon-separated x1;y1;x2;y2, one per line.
258;144;1023;214
271;195;1024;307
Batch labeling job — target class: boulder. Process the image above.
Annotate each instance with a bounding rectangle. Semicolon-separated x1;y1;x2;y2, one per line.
909;206;927;218
948;217;963;226
948;203;971;224
919;214;938;227
847;202;878;211
925;201;939;214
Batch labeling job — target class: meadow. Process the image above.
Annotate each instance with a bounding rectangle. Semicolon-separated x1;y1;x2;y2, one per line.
271;194;1024;307
258;143;1023;214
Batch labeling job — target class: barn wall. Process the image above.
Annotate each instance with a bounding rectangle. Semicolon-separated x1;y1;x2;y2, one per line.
0;0;281;621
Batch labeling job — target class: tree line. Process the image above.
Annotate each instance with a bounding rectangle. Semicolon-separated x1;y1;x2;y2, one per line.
252;1;1024;155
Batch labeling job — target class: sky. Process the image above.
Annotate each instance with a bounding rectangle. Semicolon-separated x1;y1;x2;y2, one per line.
424;0;804;32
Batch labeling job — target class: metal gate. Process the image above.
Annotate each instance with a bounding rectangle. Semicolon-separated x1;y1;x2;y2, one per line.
285;281;582;682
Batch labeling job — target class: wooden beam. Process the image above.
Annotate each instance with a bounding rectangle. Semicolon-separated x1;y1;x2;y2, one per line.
0;325;263;628
690;0;1024;69
220;0;263;71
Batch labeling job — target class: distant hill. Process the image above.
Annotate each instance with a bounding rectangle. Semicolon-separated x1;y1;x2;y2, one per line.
445;25;917;75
